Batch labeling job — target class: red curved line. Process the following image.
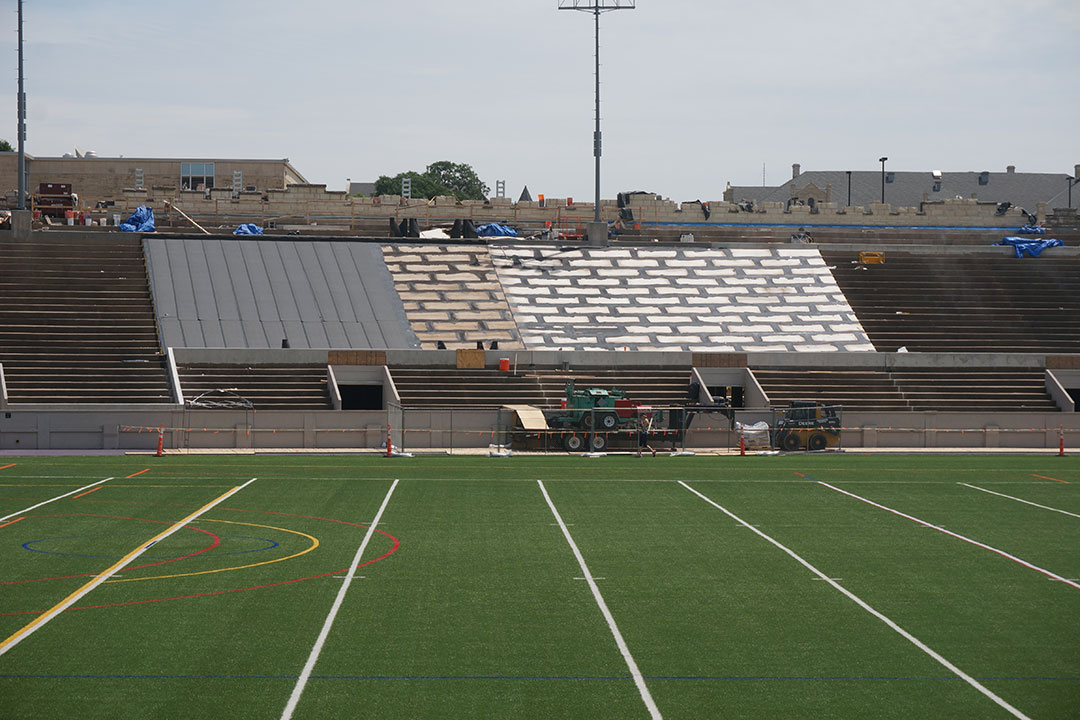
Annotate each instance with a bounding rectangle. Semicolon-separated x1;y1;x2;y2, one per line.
0;513;221;585
0;508;401;615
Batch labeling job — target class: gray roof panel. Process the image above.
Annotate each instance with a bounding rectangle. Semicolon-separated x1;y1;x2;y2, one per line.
146;238;418;350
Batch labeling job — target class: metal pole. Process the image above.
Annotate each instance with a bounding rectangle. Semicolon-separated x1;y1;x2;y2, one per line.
846;171;852;206
593;6;601;224
17;0;27;210
878;157;888;204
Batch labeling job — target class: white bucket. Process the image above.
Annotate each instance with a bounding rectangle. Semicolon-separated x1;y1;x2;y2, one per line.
113;213;121;226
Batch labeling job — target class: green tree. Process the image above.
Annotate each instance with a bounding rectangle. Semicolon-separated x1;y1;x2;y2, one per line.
373;161;489;201
374;171;448;200
0;139;13;152
423;161;489;201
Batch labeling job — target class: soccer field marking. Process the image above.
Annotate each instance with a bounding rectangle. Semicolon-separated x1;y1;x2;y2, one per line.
0;463;15;471
1031;474;1068;484
537;479;663;720
125;469;150;479
106;518;319;584
281;478;400;720
0;477;257;659
960;483;1080;519
814;480;1080;590
677;481;1033;720
0;477;114;524
0;516;26;530
72;487;103;500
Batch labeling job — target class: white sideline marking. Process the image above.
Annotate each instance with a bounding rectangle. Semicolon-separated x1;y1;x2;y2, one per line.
0;478;257;658
0;477;114;523
281;479;399;720
538;480;662;720
678;481;1032;720
817;481;1080;590
959;483;1080;519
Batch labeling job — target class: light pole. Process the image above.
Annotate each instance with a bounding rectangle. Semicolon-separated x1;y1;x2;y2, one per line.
846;170;852;206
17;0;27;210
558;1;635;226
878;157;888;204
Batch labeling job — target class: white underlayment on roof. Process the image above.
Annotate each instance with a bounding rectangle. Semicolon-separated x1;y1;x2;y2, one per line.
491;245;875;352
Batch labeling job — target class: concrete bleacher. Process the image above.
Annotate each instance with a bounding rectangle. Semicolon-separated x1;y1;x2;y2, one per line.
750;369;912;411
824;249;1080;353
887;368;1059;412
493;245;873;352
176;363;330;410
0;235;171;403
389;367;693;409
752;366;1058;412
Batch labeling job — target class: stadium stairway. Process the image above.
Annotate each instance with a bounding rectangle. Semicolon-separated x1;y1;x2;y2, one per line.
175;364;331;410
752;367;1059;412
823;250;1080;353
0;235;171;403
388;367;694;409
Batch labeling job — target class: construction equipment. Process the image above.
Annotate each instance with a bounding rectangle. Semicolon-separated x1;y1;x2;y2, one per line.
548;382;653;452
773;401;842;452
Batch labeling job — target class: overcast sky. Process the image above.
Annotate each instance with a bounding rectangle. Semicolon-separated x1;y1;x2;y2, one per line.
3;0;1078;201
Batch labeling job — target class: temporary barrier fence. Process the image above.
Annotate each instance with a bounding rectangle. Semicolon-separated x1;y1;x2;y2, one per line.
117;405;1079;454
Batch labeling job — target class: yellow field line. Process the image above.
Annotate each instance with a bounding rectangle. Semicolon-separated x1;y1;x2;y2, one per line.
0;478;257;658
107;518;319;583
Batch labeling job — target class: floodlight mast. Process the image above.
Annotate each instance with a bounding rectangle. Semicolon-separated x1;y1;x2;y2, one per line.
559;1;635;224
17;0;27;210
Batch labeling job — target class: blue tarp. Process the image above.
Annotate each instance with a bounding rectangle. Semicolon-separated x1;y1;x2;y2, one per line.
119;205;155;233
995;236;1064;258
1018;224;1046;235
233;224;264;235
475;223;518;237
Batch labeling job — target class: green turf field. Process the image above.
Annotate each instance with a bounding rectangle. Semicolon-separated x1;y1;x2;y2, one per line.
0;454;1077;719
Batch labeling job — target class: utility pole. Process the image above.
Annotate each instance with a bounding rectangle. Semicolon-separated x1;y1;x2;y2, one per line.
558;1;635;243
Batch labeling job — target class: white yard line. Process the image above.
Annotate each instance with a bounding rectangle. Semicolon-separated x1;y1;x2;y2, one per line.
0;477;114;523
0;477;257;658
959;483;1080;519
678;481;1032;720
281;479;399;720
537;480;662;720
817;480;1080;590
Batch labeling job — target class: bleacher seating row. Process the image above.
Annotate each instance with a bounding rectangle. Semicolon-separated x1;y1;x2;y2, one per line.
824;250;1080;353
0;234;1072;414
388;368;694;409
0;236;171;403
752;368;1059;413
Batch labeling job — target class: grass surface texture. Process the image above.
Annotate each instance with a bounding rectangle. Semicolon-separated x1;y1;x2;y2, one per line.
0;454;1077;719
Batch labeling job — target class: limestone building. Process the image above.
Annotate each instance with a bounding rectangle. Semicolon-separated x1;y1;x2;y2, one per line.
0;152;307;202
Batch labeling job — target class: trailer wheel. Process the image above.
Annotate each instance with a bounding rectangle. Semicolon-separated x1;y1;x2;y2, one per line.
599;413;618;430
808;433;828;451
563;433;585;452
780;432;803;452
589;434;608;452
